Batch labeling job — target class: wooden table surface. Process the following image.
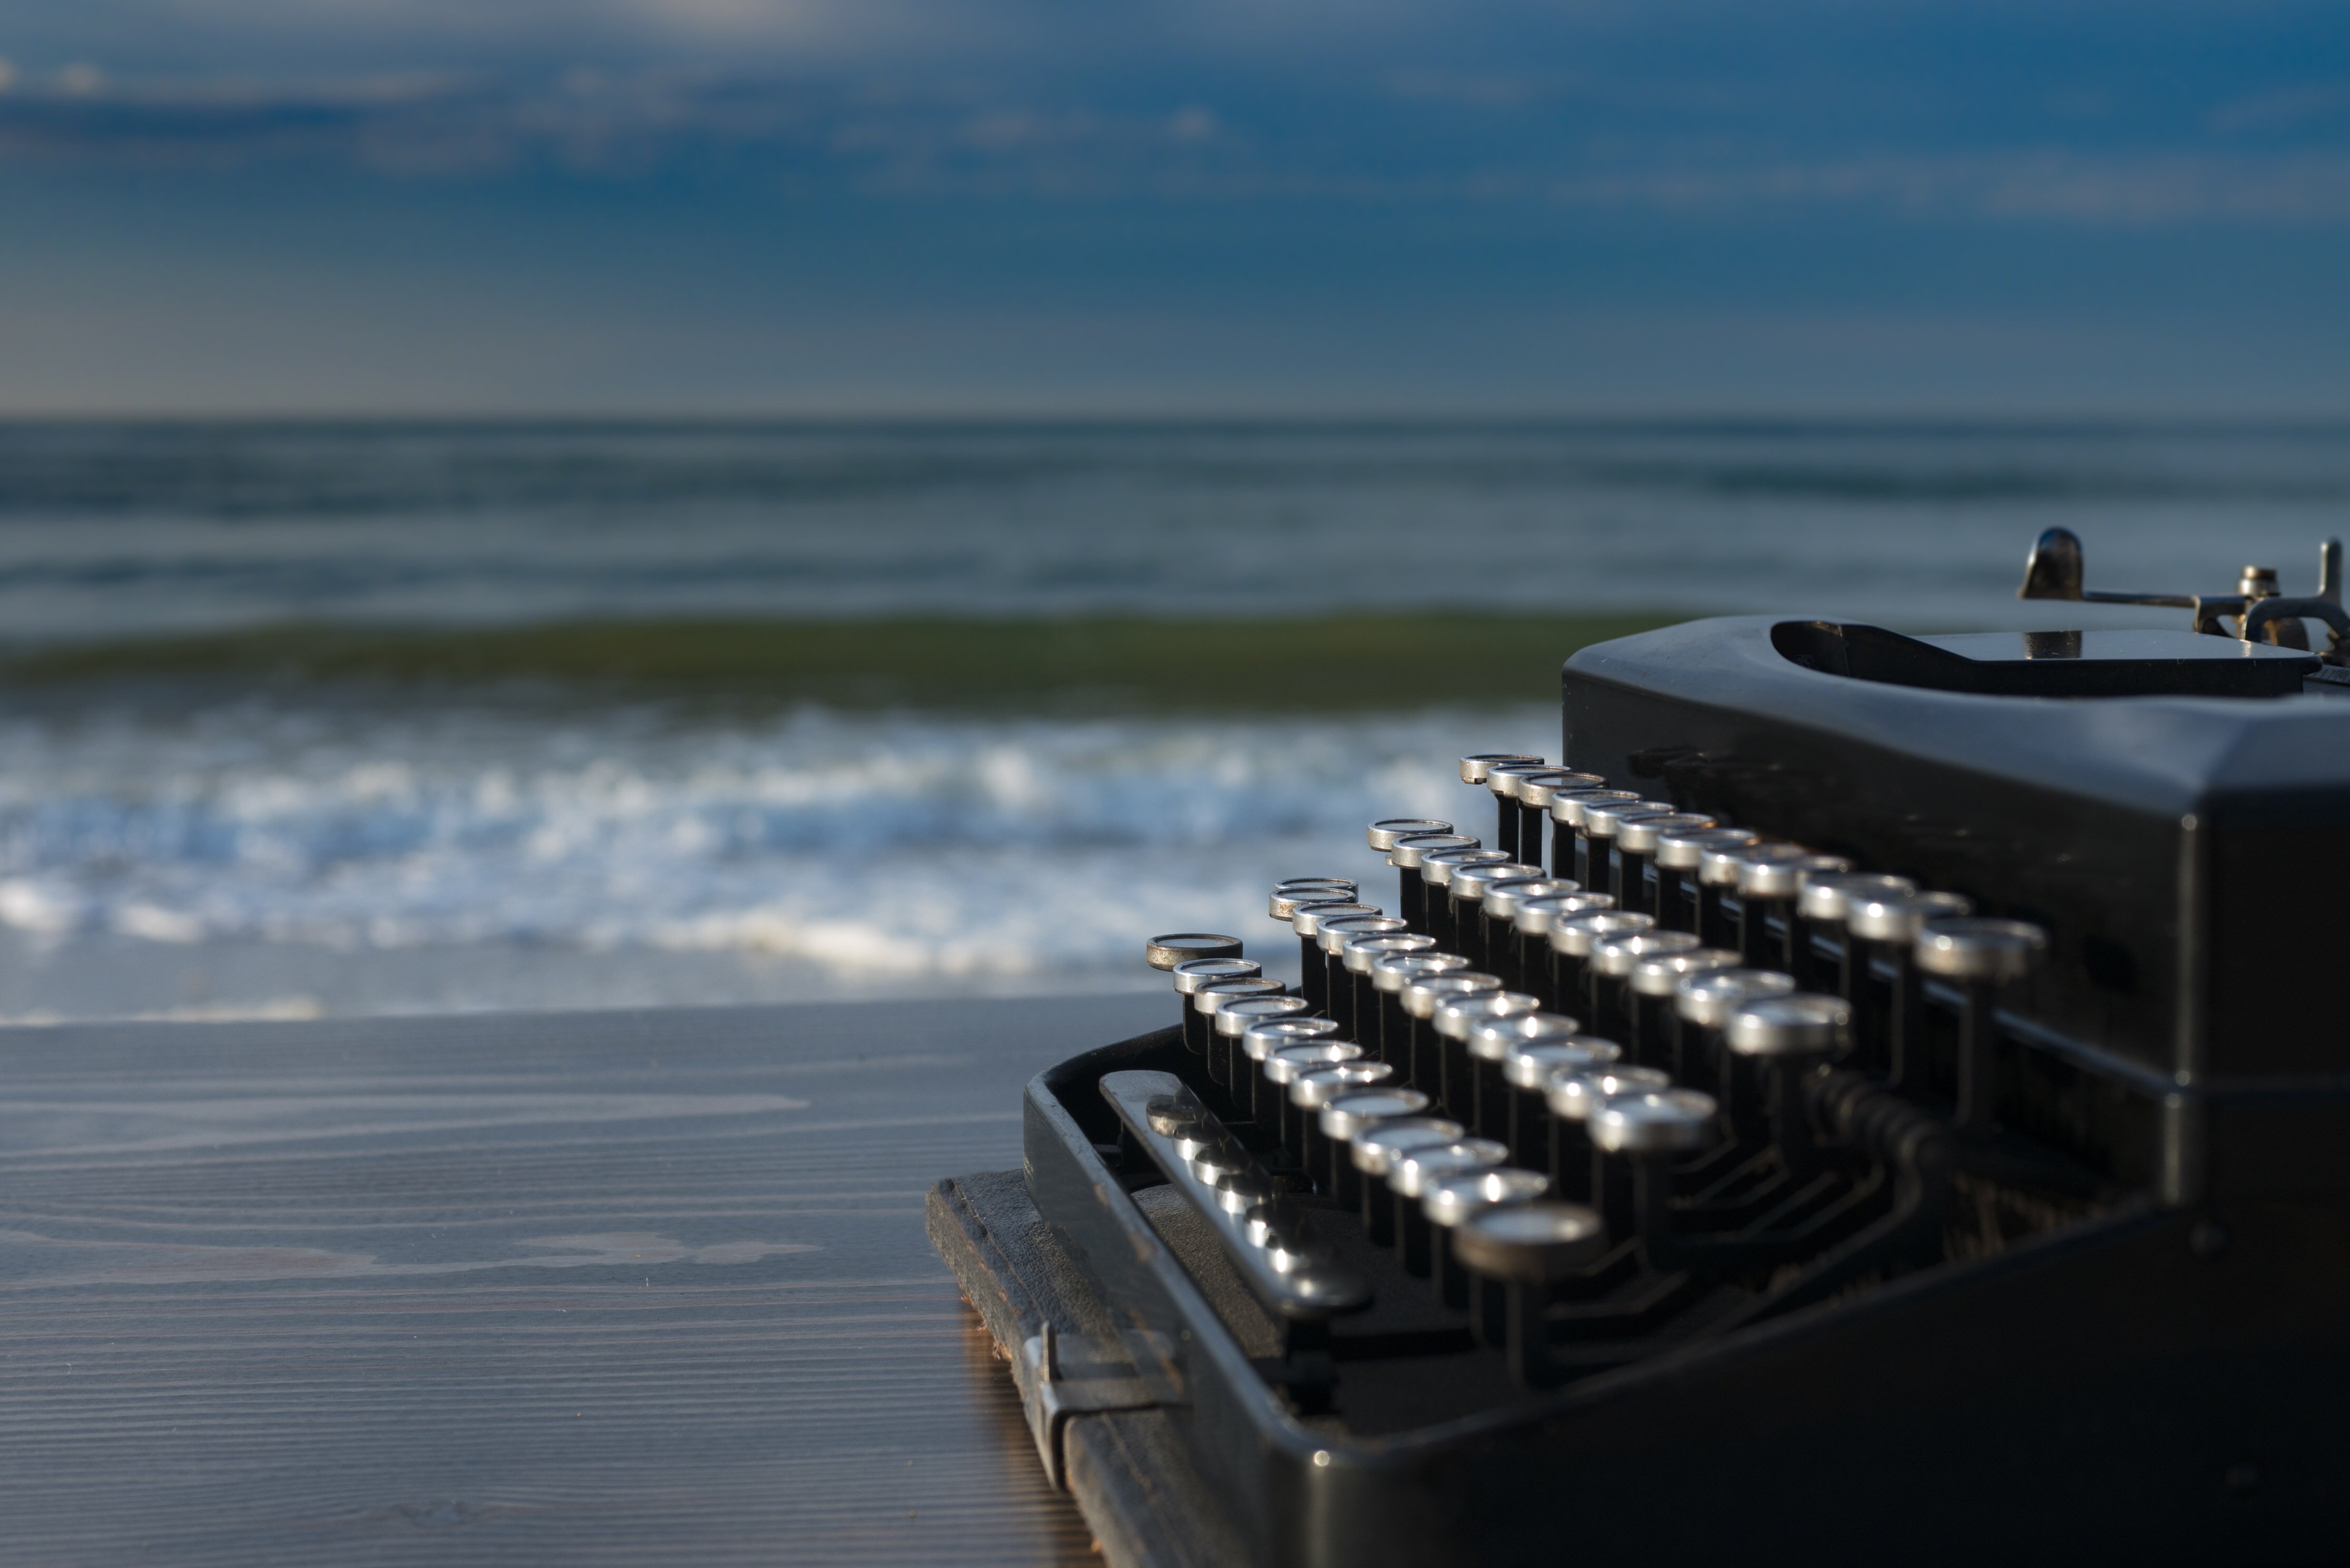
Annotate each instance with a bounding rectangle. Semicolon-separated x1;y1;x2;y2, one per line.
0;991;1168;1565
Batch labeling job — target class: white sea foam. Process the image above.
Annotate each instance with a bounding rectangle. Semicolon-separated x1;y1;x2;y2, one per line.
0;697;1554;1014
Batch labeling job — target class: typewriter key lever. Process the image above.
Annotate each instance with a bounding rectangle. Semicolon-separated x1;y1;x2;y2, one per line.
1453;1202;1609;1388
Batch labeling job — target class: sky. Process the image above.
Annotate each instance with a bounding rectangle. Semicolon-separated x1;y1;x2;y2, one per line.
1;1;2347;415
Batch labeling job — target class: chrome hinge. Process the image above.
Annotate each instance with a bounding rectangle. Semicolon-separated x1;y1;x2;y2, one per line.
1018;1322;1156;1489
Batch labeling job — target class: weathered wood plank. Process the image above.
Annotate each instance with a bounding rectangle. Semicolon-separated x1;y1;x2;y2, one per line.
0;993;1167;1565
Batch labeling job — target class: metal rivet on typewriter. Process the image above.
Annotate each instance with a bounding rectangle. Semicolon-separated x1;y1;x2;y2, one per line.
1512;770;1603;877
1484;761;1560;863
1318;1087;1432;1205
1342;932;1438;1063
1399;971;1505;1099
1418;848;1511;950
1350;1115;1466;1243
1626;945;1741;1069
1446;860;1543;971
1845;889;1973;1086
1576;798;1678;909
1431;988;1543;1119
1370;952;1472;1087
1495;1028;1619;1165
1239;1016;1343;1124
1724;992;1853;1161
1386;1137;1510;1277
1215;992;1314;1096
1547;908;1654;1015
1542;1062;1670;1201
1478;876;1576;990
1453;1201;1609;1388
1586;928;1703;1041
1611;810;1718;919
1423;1167;1551;1314
1169;955;1260;1054
1588;1086;1722;1261
1797;871;1918;1031
1288;897;1378;1014
1291;1061;1398;1180
1548;787;1642;889
1655;825;1757;940
1385;832;1478;931
1913;917;2049;1137
1264;1039;1366;1158
1317;914;1408;1037
1670;966;1795;1093
1732;847;1854;977
1368;819;1450;851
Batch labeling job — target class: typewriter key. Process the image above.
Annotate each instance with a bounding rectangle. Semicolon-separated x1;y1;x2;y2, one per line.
1587;929;1703;1038
1734;848;1854;976
1447;861;1543;971
1458;753;1542;785
1216;993;1314;1094
1517;770;1605;875
1192;975;1284;1067
1170;956;1261;1054
1481;877;1578;989
1914;917;2049;1136
1544;1063;1670;1200
1548;909;1654;1016
1319;1087;1433;1204
1424;1167;1551;1311
1464;1012;1586;1144
1656;825;1758;939
1672;966;1795;1092
1485;761;1559;863
1799;871;1918;1035
1725;992;1854;1159
1627;946;1740;1067
1372;952;1472;1087
1506;770;1593;876
1420;849;1510;950
1497;1031;1619;1164
1612;811;1718;917
1290;899;1378;1013
1549;788;1642;889
1368;818;1451;851
1387;832;1477;928
1240;1016;1344;1124
1387;1138;1510;1276
1453;1201;1608;1388
1847;889;1973;1086
1578;799;1677;908
1589;1087;1721;1254
1432;989;1542;1119
1401;971;1504;1100
1350;1115;1467;1243
1318;914;1408;1036
1147;932;1245;971
1344;932;1439;1062
1291;1062;1397;1181
1265;1040;1366;1157
1700;837;1791;952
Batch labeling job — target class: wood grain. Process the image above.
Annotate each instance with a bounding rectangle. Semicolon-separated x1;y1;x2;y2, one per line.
0;992;1169;1565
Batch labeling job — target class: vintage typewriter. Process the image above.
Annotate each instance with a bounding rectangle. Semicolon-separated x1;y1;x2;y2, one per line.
928;528;2350;1567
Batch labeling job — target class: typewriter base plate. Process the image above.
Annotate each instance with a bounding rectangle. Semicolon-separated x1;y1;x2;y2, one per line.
928;1169;1247;1568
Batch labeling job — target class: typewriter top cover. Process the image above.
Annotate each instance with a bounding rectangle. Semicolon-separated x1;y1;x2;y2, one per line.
933;529;2350;1568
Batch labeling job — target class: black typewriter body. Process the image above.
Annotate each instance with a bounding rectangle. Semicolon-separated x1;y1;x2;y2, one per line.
964;541;2350;1567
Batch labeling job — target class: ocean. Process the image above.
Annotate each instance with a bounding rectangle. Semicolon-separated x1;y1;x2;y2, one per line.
1;418;2344;1021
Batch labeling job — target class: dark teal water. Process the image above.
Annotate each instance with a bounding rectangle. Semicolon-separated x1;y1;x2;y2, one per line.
0;419;2344;637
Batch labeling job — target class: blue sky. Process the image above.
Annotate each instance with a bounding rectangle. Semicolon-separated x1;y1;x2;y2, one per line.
1;1;2347;414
